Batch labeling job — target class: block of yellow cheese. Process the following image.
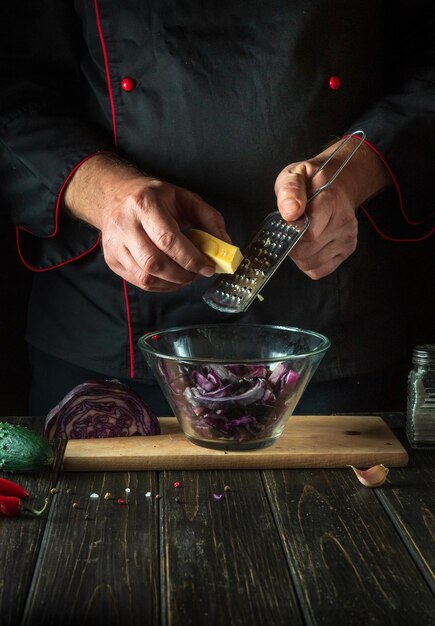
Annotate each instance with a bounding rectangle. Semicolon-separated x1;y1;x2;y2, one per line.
187;229;243;274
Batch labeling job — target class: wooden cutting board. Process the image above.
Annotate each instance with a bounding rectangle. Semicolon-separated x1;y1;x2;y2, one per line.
62;415;408;471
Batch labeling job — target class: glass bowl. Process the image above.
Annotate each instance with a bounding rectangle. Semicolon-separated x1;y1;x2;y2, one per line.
138;324;330;451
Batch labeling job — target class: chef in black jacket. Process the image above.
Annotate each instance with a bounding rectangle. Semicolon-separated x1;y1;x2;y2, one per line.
0;1;434;415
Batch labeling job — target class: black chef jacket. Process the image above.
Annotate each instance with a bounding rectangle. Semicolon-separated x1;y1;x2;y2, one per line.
0;1;434;384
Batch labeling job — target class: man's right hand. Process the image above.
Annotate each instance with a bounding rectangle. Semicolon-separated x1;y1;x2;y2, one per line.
63;154;229;291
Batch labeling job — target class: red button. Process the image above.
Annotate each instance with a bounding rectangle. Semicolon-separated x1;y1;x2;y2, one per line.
329;75;341;90
121;77;136;92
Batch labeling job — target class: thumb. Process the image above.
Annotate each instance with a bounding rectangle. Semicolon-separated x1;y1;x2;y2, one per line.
275;162;308;222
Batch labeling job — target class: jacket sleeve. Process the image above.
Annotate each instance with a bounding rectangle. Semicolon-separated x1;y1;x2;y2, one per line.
348;1;435;239
0;2;114;269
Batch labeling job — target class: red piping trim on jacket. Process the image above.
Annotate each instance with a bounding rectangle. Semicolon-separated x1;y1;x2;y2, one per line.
360;138;434;241
17;152;110;238
360;206;434;242
94;0;117;145
16;151;110;269
16;229;101;272
123;279;135;377
94;0;135;378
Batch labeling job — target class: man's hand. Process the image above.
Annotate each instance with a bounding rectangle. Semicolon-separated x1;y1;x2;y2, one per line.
274;138;391;279
63;154;229;291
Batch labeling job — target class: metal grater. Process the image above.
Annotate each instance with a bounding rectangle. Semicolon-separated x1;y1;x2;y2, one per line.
203;212;309;313
203;130;366;314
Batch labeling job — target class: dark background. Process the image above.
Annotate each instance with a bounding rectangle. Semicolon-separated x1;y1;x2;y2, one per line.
0;211;31;415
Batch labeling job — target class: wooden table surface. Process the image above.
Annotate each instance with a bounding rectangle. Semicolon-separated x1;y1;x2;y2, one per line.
1;414;434;626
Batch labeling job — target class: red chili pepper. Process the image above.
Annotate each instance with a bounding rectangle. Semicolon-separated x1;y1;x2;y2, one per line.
0;477;29;499
0;495;49;518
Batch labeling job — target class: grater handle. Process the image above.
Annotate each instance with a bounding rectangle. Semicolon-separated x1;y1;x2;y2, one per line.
283;130;366;232
307;129;366;203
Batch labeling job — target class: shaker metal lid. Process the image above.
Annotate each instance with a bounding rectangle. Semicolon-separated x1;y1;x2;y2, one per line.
412;344;435;365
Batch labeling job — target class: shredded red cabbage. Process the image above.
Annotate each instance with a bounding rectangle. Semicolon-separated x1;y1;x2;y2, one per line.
44;379;160;439
158;362;300;443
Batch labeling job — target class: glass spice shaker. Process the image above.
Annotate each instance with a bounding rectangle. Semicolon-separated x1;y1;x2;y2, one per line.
406;344;435;448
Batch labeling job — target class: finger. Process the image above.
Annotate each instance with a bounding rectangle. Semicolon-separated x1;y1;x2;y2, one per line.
139;279;193;293
302;254;348;280
274;162;308;221
297;189;356;245
304;197;334;240
290;234;357;276
106;242;194;291
142;205;217;277
124;228;201;284
102;221;198;285
290;202;337;253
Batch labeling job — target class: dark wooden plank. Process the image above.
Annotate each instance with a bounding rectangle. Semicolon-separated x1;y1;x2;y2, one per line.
263;467;435;626
161;469;303;626
0;417;65;626
374;448;435;594
21;471;160;626
23;472;159;626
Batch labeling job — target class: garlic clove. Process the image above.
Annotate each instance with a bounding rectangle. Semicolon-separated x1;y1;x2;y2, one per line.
347;464;389;488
